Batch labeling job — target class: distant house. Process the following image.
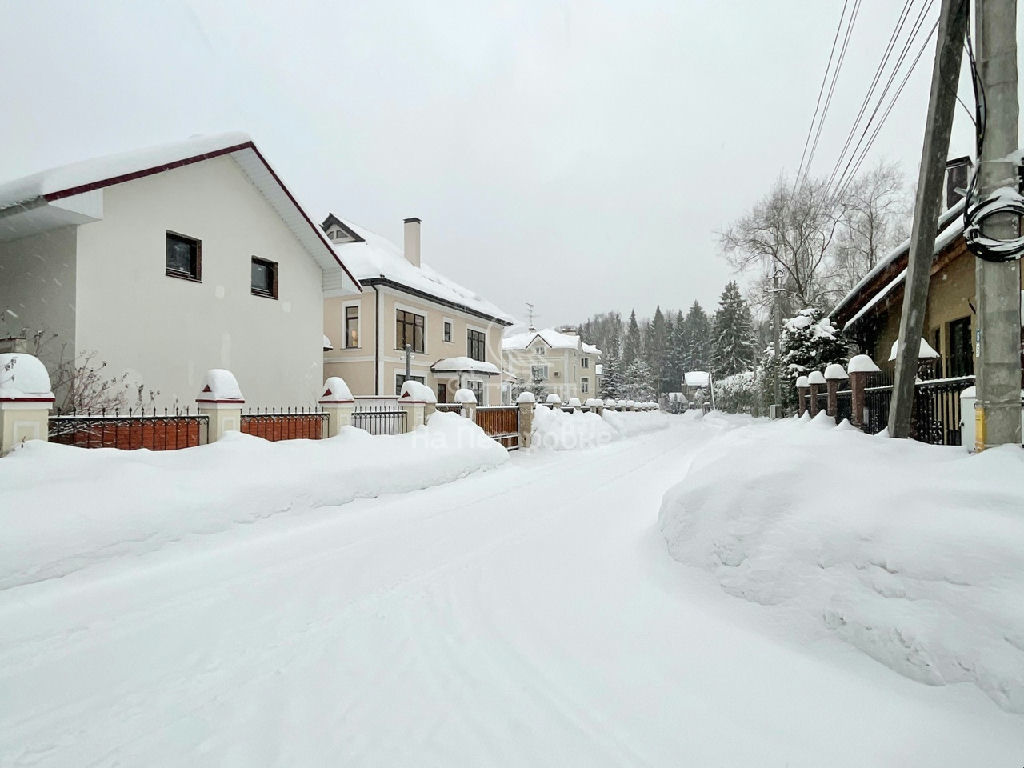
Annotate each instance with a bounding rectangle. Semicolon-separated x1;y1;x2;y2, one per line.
0;133;359;408
320;215;514;404
502;328;602;401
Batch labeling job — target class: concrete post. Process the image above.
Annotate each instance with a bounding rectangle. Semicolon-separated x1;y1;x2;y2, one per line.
398;400;426;433
455;388;477;424
795;376;809;417
0;398;54;456
517;392;535;449
319;401;355;437
196;368;244;443
0;353;55;456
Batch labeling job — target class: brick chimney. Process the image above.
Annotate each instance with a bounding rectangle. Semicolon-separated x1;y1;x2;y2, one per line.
945;156;972;209
403;217;421;267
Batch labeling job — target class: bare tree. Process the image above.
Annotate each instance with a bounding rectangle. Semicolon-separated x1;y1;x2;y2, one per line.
720;176;846;313
832;161;910;294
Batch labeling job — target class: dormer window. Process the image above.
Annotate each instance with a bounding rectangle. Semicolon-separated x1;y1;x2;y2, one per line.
535;346;545;355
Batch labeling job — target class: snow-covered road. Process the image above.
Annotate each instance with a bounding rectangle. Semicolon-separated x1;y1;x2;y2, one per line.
1;416;1021;766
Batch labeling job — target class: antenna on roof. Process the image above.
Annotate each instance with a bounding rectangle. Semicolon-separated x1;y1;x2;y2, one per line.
525;302;536;331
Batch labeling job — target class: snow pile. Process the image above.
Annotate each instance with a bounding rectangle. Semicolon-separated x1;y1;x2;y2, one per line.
399;380;437;403
889;337;940;361
848;353;881;373
531;403;617;450
0;412;507;589
659;412;1024;713
0;353;53;398
602;408;671;438
454;388;477;404
197;369;243;401
320;376;353;402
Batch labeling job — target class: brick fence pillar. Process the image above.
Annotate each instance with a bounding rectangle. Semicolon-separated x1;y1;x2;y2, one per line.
824;363;848;421
808;371;826;417
795;376;809;417
846;355;881;429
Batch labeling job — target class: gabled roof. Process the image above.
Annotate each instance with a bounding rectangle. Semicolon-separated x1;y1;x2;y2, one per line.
502;328;602;355
831;200;965;329
323;213;513;325
0;132;360;291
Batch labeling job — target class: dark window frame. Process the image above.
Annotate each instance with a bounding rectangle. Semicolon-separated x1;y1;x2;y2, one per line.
443;319;453;343
251;256;279;299
396;309;425;353
345;304;360;348
948;316;974;378
166;231;202;282
395;373;425;394
467;329;486;362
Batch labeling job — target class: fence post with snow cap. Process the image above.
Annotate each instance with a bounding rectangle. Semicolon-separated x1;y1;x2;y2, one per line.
455;388;477;422
0;353;55;456
319;376;356;437
567;397;582;412
795;376;810;417
847;354;881;429
545;393;562;410
398;381;436;432
824;363;848;420
585;397;604;416
807;371;826;417
517;390;535;448
195;369;244;443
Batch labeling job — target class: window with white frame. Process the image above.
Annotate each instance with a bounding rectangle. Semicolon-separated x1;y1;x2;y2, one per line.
345;304;359;348
468;379;484;403
581;377;589;393
531;365;547;380
582;357;590;368
443;319;453;343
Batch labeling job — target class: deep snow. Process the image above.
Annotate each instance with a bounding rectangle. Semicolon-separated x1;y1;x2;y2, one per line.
0;413;1021;766
660;411;1024;715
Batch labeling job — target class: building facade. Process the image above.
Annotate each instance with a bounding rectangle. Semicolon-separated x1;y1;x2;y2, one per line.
502;328;602;401
321;216;513;405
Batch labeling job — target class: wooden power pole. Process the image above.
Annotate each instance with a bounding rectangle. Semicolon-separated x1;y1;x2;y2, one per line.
973;0;1021;449
889;0;969;438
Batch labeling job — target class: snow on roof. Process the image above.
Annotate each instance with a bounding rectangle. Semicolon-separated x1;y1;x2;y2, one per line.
684;371;710;387
889;337;940;362
322;334;333;351
0;132;361;290
327;217;512;324
502;328;603;355
832;200;965;322
430;357;500;375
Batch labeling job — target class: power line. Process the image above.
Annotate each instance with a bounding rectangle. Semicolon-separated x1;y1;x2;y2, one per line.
794;0;850;188
822;0;918;194
827;0;938;201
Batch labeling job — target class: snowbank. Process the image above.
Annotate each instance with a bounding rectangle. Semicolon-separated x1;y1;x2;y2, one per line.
531;406;671;450
659;412;1024;713
0;412;507;589
0;353;53;398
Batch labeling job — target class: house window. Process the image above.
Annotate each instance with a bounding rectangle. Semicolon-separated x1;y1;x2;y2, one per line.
345;305;359;348
396;309;425;353
443;320;453;343
531;365;547;380
395;373;425;394
166;232;201;281
468;379;484;404
948;316;974;378
467;329;486;362
581;377;589;393
535;346;545;355
582;357;590;369
251;257;278;298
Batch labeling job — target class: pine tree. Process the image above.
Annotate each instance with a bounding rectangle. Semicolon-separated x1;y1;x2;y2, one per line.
622;310;642;368
647;307;667;394
711;281;756;377
664;309;686;392
683;301;711;372
761;307;847;411
621;359;655;401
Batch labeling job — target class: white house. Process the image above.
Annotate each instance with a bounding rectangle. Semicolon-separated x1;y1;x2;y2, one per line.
0;132;360;409
321;215;514;405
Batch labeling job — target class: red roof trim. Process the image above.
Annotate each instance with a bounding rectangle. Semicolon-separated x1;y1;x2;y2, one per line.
41;139;362;293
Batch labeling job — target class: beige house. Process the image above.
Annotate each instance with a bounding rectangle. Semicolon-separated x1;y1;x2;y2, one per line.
502;328;602;401
321;215;513;404
0;133;359;409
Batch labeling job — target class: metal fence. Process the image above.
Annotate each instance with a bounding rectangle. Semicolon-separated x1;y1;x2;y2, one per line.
860;375;974;445
835;389;853;423
475;406;520;450
49;408;209;450
352;405;407;435
434;403;463;414
240;407;328;442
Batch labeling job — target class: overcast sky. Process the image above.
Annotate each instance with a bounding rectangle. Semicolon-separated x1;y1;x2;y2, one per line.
1;1;1019;328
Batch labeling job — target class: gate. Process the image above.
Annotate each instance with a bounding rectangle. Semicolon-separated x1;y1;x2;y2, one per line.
352;405;406;435
475;406;520;450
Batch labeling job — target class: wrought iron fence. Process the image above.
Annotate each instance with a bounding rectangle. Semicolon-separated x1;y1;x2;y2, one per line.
49;408;208;450
835;389;853;423
434;403;463;414
860;375;974;445
240;407;328;442
352;405;406;435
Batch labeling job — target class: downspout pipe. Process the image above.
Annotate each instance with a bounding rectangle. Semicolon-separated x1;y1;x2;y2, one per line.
373;284;380;395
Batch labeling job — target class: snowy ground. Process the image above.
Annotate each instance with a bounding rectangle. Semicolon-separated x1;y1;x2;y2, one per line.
1;414;1021;766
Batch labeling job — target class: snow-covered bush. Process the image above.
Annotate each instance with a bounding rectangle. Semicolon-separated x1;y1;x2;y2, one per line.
713;370;757;414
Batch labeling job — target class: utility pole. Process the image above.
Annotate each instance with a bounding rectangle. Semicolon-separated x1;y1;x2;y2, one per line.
889;0;968;438
772;268;782;417
973;0;1022;449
